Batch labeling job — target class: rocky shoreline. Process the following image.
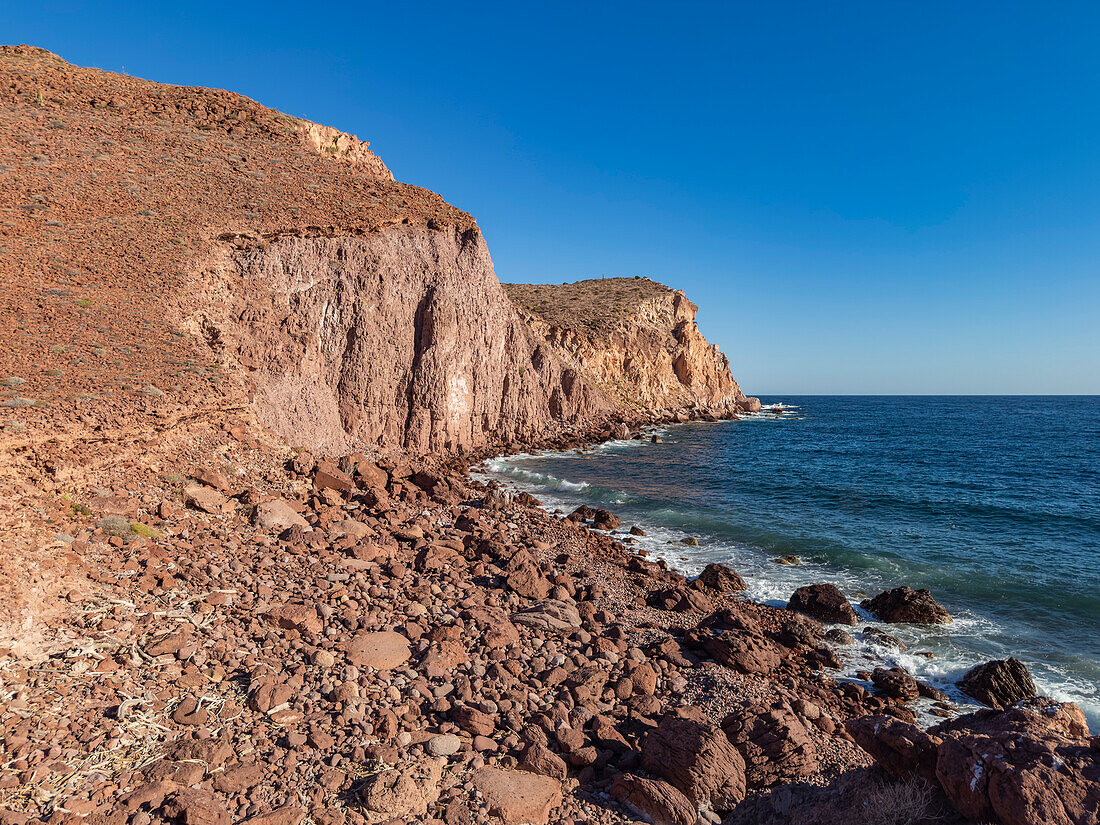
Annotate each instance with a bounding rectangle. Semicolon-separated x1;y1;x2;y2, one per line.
2;45;1097;825
2;409;1096;825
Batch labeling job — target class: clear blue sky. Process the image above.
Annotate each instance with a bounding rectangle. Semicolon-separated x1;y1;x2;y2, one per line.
6;1;1099;394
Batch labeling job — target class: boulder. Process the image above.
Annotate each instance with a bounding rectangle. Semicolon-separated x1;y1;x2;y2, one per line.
860;586;952;624
933;698;1099;825
722;703;819;788
642;706;747;811
182;484;233;515
264;603;322;635
609;774;696;825
786;583;857;625
592;508;622;530
253;499;309;531
691;629;782;675
871;667;921;702
647;585;711;613
359;757;444;823
846;715;942;783
344;631;411;670
849;698;1100;825
519;743;568;781
512;600;582;633
698;562;747;592
957;657;1038;709
472;766;562;825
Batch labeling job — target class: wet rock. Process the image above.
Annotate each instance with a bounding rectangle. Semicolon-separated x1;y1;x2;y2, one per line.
592;509;622;530
860;586;952;624
862;625;907;651
642;706;747;811
698;562;747;592
473;766;562;825
786;583;857;626
610;773;696;825
824;627;854;645
958;657;1038;709
871;667;921;702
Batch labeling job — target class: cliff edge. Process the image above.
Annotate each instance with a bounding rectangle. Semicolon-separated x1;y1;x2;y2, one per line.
505;277;760;416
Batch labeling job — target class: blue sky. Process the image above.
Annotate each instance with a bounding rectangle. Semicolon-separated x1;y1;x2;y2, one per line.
5;1;1099;393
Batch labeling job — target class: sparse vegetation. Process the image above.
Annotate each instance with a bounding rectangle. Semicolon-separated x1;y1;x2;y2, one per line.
861;777;937;825
502;276;669;334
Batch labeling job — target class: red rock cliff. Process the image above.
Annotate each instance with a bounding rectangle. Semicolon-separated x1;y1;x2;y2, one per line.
504;278;760;416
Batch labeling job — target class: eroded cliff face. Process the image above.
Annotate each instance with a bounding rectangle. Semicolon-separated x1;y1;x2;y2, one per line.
505;279;760;416
188;226;607;456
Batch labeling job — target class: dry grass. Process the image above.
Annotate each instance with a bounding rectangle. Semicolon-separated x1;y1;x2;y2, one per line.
861;776;938;825
502;276;670;333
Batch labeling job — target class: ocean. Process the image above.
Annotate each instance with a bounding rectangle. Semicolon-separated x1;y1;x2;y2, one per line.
479;396;1100;727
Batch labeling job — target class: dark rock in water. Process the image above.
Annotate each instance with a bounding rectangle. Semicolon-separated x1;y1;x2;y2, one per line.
629;525;647;536
567;504;597;523
698;562;747;593
787;584;858;626
860;586;952;624
861;625;907;652
774;554;800;565
651;434;661;443
681;536;699;546
958;657;1038;709
592;508;621;530
824;628;854;645
871;667;920;702
916;680;949;702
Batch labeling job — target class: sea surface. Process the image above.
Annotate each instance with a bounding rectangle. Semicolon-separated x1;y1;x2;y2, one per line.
479;396;1100;728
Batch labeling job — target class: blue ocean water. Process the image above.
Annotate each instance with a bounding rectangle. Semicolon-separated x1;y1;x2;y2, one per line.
481;396;1100;726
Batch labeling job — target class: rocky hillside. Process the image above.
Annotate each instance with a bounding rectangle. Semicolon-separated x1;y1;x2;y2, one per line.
505;278;759;416
0;46;752;470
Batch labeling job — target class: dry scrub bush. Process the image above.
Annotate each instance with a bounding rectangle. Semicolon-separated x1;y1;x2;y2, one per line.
861;776;937;825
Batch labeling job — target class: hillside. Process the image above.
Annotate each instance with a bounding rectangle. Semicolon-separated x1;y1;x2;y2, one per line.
504;278;759;413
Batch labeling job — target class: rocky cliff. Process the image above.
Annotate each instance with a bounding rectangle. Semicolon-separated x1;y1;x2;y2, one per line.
0;45;750;462
190;226;604;456
505;277;760;416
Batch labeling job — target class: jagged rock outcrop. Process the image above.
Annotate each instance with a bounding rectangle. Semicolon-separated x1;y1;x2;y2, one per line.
850;698;1100;825
504;278;760;416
